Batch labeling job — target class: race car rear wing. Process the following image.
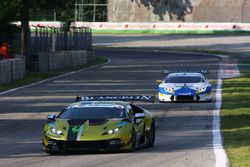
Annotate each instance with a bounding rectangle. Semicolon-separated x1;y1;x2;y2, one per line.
162;70;209;74
75;95;155;103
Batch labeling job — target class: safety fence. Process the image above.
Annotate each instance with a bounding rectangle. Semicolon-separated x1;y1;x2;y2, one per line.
8;22;92;55
30;26;92;53
28;25;92;72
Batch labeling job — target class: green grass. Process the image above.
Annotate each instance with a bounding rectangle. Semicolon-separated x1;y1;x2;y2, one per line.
220;51;250;166
0;57;108;92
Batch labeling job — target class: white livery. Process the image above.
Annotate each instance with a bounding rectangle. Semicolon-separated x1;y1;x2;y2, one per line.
158;72;212;102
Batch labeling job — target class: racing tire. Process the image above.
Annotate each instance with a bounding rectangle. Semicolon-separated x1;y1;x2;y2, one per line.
42;142;61;155
43;147;61;155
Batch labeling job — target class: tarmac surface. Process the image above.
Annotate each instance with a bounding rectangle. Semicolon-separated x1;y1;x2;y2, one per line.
0;47;221;167
93;34;250;55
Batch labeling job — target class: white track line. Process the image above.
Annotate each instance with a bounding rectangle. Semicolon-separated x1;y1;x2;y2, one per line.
213;62;229;167
0;58;111;95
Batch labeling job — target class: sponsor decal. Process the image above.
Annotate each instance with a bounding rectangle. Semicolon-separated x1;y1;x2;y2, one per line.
175;87;196;96
67;120;86;141
13;21;250;32
72;126;80;134
73;22;250;31
78;95;154;102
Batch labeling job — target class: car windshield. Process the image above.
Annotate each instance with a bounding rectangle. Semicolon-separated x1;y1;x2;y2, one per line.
165;76;205;83
57;107;126;119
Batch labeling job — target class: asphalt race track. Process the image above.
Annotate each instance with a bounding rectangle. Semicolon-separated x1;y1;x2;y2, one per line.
0;48;221;167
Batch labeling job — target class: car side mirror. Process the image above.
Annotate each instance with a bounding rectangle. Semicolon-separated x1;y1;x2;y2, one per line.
156;80;162;84
134;113;145;124
47;114;56;121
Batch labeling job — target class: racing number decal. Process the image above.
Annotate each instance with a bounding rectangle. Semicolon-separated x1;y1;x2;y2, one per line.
72;126;80;134
67;125;82;141
67;120;86;141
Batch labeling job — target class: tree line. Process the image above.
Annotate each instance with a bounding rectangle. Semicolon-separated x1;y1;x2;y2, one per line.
0;0;106;67
0;0;107;41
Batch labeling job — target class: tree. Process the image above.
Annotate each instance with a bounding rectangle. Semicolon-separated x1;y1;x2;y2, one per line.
20;0;30;68
29;0;75;22
0;0;30;67
0;0;76;68
0;0;19;42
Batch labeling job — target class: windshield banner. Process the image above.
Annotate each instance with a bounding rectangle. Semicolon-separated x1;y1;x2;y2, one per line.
75;95;154;102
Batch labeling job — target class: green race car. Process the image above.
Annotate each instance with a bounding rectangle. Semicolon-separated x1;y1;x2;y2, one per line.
42;95;155;154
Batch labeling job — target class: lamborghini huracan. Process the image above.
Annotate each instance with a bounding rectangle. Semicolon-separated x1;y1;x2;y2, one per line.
42;96;155;154
158;72;212;102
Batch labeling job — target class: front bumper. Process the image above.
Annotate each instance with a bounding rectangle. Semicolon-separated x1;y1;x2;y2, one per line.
158;93;212;102
43;138;125;152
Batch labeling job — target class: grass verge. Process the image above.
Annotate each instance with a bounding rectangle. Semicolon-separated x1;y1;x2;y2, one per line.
221;56;250;167
0;57;108;93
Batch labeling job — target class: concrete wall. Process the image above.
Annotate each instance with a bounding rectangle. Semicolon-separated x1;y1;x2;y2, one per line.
0;51;91;84
193;0;250;22
0;56;26;84
32;50;88;72
108;0;250;22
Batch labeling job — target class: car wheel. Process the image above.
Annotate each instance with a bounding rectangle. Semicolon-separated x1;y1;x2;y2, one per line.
205;99;212;103
42;142;61;155
44;147;60;155
158;99;165;103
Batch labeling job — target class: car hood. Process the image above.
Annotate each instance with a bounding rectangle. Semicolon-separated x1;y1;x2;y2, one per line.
48;118;129;141
159;83;207;90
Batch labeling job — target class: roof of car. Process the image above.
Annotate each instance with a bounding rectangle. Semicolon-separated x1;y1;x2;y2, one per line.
168;72;204;77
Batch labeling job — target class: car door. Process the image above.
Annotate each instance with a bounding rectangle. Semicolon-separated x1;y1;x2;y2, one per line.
130;104;145;142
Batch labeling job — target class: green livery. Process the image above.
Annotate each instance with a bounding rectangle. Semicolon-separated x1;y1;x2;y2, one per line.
71;126;80;133
42;100;155;154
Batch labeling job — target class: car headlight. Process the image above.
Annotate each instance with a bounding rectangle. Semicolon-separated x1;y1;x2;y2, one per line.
197;87;207;93
103;127;120;135
164;88;174;94
51;128;64;135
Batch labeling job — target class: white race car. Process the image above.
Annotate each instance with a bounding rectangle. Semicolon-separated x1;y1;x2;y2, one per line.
158;72;212;102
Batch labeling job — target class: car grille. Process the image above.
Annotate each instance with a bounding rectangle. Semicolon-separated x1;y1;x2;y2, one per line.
176;95;194;101
49;139;122;151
